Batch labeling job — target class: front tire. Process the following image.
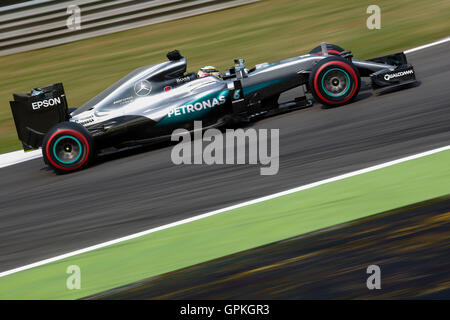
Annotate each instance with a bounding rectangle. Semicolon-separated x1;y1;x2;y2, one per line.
309;56;361;107
42;122;94;173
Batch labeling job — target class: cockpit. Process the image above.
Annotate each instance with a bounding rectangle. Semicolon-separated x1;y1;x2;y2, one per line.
73;50;236;116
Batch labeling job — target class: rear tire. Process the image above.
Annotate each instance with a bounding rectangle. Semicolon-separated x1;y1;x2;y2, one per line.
309;56;361;107
42;121;94;173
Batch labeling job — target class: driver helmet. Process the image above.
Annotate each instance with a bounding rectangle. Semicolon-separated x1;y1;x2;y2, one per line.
197;66;221;78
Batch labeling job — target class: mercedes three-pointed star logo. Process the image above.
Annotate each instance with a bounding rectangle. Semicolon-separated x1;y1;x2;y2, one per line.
134;80;152;96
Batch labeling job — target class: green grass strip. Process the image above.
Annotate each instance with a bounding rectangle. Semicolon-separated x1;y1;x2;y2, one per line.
1;150;450;299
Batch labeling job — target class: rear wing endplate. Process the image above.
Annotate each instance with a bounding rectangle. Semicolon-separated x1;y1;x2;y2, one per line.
10;83;69;150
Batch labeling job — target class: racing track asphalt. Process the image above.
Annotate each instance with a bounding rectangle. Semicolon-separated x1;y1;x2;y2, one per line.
1;42;449;272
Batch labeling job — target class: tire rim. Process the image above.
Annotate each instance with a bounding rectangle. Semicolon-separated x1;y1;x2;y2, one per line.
53;135;83;164
321;68;351;97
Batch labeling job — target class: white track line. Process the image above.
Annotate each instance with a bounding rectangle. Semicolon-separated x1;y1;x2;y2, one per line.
0;36;449;170
1;36;450;278
0;149;41;169
404;36;450;54
1;144;449;278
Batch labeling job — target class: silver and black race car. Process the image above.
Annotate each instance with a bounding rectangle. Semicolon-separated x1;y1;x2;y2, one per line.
9;43;416;172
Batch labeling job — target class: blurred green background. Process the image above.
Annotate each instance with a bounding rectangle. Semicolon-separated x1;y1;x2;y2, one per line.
0;0;449;153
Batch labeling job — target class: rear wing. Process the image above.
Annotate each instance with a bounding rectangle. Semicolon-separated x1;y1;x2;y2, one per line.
10;83;69;150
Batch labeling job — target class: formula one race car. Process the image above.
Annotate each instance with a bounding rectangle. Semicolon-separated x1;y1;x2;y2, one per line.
10;43;416;172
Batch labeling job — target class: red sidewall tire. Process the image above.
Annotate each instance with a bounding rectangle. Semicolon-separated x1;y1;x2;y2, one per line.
309;57;361;106
42;122;94;172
